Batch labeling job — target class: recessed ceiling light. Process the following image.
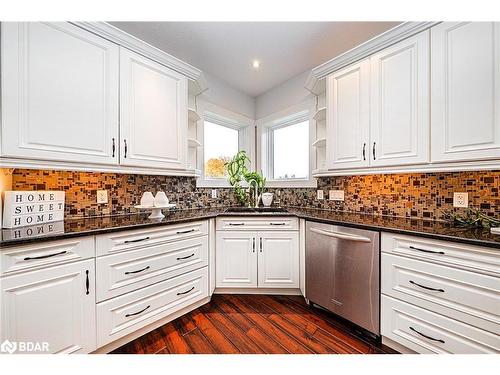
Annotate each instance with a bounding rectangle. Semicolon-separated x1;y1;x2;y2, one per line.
252;60;260;69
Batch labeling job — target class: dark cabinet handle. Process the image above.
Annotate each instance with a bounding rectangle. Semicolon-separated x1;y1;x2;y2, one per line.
260;237;263;253
252;237;256;253
24;250;67;261
85;270;90;295
112;137;115;158
125;266;150;275
372;142;376;160
362;143;366;161
409;326;445;343
124;236;150;244
409;280;444;292
126;305;150;317
229;223;245;226
124;139;128;158
409;246;445;255
176;229;195;234
177;286;195;296
269;223;286;226
176;253;195;260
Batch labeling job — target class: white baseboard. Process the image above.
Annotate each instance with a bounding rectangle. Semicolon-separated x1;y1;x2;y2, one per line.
214;288;302;296
382;336;416;354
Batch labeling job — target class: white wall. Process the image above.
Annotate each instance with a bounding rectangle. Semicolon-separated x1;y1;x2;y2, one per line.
200;72;255;119
255;70;313;120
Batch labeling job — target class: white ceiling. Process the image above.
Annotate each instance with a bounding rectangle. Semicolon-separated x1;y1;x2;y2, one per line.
110;22;401;97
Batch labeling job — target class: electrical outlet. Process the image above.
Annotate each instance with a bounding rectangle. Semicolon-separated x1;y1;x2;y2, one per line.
453;192;468;208
317;190;324;200
96;190;108;204
329;190;345;201
211;189;217;199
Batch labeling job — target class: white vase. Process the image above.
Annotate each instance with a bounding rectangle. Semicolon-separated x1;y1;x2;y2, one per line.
140;192;154;207
154;191;169;207
261;192;274;207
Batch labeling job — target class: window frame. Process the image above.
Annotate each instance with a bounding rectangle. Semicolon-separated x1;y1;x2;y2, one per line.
257;100;317;188
196;102;255;188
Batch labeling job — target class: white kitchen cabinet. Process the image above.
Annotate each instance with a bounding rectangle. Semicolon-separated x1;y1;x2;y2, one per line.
326;59;370;169
0;259;96;354
258;231;299;288
215;231;258;288
120;47;188;169
370;31;430;166
431;22;500;162
1;22;119;165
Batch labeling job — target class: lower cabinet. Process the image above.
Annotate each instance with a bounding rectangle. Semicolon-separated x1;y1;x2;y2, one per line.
0;259;96;354
216;228;299;289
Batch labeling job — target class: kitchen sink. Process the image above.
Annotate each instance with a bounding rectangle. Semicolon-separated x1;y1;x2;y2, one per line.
224;207;289;214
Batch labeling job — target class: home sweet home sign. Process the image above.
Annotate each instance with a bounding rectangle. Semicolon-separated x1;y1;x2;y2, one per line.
2;191;65;228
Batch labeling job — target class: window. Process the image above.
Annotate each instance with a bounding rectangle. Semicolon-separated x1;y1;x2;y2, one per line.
272;120;309;179
204;121;239;179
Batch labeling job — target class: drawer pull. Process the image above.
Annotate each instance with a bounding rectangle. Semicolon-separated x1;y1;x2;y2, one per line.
409;326;445;344
409;245;445;255
124;237;150;244
269;223;286;226
176;253;195;260
85;270;90;295
228;223;245;226
177;286;195;296
125;266;150;275
176;229;195;234
24;250;67;261
409;280;444;292
125;305;150;318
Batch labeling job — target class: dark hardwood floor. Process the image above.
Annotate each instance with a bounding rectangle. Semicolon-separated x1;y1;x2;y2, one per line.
111;294;397;354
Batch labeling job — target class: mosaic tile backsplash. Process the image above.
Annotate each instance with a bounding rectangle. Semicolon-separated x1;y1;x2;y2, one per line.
9;169;500;221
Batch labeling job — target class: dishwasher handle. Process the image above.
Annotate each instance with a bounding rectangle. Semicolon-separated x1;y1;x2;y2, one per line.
310;227;372;243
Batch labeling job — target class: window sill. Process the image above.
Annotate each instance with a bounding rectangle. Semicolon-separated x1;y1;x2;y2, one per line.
196;178;232;188
264;178;317;188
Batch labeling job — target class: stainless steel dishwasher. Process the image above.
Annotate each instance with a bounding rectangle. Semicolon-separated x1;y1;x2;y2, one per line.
305;221;380;336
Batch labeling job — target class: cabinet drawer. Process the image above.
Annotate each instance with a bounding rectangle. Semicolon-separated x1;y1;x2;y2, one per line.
381;232;500;277
97;267;208;347
382;253;500;333
96;235;208;301
0;236;95;275
96;220;208;256
216;216;298;231
381;295;499;353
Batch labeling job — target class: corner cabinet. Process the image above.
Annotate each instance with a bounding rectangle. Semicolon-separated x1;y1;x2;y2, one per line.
1;260;97;354
1;22;119;165
119;48;188;170
431;22;500;162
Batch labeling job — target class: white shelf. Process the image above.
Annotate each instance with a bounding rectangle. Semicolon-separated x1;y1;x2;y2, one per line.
188;108;201;122
311;138;326;148
313;107;326;121
188;138;202;148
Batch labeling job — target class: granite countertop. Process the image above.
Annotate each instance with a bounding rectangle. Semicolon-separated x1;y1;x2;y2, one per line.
1;206;499;249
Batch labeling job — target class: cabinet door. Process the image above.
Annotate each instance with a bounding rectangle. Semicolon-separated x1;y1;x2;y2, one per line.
431;22;500;162
370;31;430;166
326;59;370;169
215;231;257;288
1;260;96;354
1;22;119;164
120;48;188;169
258;231;299;288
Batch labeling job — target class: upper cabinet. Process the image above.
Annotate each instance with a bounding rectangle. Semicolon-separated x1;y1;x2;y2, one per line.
370;31;430;167
431;22;500;162
1;22;120;165
120;48;187;170
326;59;370;169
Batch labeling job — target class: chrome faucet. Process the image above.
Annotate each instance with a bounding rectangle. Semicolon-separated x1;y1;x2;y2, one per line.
247;179;260;208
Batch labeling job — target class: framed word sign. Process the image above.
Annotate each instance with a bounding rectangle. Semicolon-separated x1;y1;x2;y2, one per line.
2;191;65;228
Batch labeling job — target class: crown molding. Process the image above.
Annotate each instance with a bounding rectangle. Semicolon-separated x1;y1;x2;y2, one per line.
71;22;208;94
305;21;440;94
